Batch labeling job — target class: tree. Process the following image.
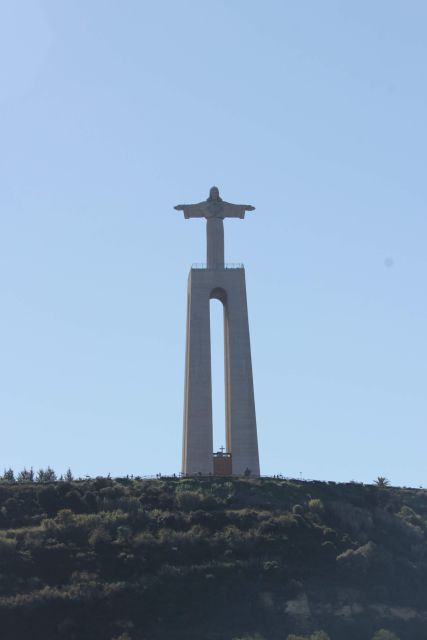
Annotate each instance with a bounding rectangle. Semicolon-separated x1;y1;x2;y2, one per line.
1;468;15;483
36;466;57;483
16;468;34;482
374;477;390;487
65;468;74;482
372;630;400;640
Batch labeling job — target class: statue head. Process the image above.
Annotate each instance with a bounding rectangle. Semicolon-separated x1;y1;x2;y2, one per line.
208;186;221;202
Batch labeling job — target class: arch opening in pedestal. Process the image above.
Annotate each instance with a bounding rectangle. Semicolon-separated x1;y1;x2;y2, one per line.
210;287;232;475
209;296;228;459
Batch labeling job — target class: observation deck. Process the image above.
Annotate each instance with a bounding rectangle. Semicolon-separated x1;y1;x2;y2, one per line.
191;263;244;270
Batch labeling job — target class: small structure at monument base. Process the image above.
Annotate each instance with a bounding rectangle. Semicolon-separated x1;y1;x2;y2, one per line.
213;449;232;476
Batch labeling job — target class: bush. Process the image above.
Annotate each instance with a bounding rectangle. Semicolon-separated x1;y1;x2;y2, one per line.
65;490;84;512
372;630;400;640
308;499;324;513
337;541;392;578
88;526;112;549
292;504;304;515
56;509;75;526
175;490;203;510
0;536;17;558
38;485;60;515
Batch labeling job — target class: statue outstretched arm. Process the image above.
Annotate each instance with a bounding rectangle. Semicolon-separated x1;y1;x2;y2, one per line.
174;202;207;219
220;202;256;219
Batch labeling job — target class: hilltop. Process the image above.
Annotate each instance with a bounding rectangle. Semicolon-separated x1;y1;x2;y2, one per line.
1;476;427;640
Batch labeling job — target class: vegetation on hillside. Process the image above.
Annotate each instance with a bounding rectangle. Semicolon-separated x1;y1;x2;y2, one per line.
1;474;427;639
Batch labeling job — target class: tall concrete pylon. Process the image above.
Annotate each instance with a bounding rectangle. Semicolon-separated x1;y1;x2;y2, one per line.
175;187;260;476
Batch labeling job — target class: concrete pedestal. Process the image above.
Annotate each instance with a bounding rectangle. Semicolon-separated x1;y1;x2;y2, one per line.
182;267;260;476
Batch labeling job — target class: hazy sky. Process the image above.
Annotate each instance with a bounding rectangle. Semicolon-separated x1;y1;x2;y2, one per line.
1;1;426;485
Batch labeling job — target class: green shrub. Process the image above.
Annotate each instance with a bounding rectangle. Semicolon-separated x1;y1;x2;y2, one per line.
116;526;132;544
88;526;112;549
175;490;203;510
308;499;324;513
0;536;17;558
372;630;400;640
292;504;304;515
38;485;60;515
55;509;74;526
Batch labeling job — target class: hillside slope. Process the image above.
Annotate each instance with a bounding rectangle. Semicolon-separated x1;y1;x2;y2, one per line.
1;476;427;640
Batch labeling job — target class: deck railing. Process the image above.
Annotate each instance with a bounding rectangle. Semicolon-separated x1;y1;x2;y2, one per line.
191;263;244;270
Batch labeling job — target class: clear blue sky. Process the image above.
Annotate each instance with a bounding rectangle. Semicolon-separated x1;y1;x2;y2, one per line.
1;1;426;485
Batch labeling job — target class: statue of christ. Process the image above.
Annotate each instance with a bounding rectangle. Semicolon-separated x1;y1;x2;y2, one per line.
175;186;255;267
